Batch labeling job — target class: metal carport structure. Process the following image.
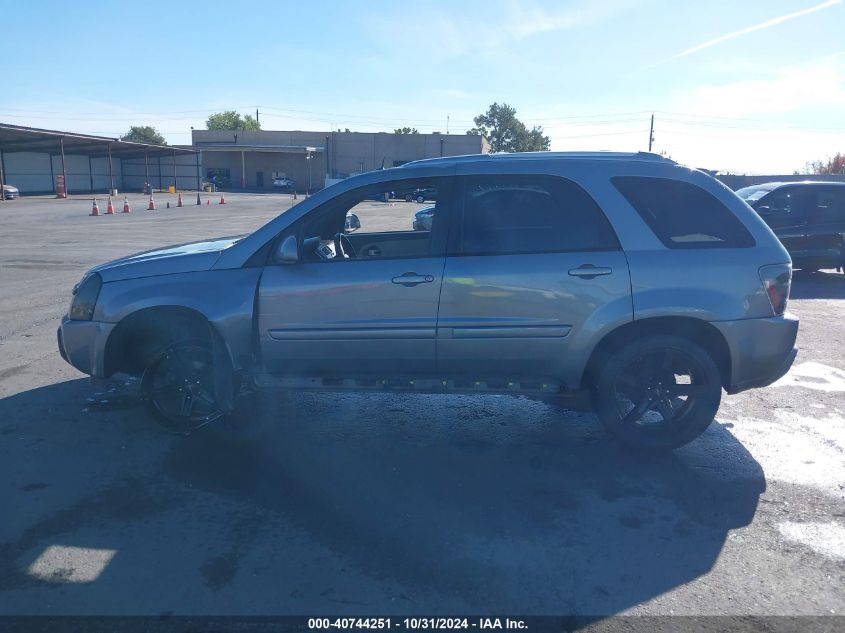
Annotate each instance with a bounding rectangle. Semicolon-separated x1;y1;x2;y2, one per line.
0;123;200;197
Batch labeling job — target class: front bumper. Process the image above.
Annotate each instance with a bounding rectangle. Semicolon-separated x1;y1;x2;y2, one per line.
57;316;115;377
713;312;799;394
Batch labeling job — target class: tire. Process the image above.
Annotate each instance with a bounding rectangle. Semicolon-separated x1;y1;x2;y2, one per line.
141;342;228;434
592;335;722;450
405;194;413;202
415;195;425;203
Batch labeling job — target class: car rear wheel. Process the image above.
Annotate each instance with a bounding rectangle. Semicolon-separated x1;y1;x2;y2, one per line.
141;343;227;434
592;335;722;450
405;194;413;202
415;195;425;203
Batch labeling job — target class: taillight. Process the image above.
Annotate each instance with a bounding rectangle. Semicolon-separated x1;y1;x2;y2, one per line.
759;263;791;315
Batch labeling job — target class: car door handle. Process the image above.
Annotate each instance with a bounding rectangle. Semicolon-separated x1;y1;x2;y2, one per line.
392;273;434;286
568;264;612;279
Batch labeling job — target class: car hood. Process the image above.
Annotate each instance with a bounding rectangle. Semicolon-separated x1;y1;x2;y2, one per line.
90;235;245;282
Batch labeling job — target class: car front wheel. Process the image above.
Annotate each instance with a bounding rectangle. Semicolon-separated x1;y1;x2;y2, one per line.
592;335;722;450
141;343;227;433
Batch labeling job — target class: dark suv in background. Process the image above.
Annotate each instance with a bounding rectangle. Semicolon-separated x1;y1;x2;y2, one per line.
737;181;845;272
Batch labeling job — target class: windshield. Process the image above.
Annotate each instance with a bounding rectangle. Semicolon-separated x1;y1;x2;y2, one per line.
736;184;778;202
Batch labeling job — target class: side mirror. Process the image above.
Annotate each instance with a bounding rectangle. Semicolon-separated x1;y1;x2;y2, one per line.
345;213;361;232
275;234;299;264
756;205;772;214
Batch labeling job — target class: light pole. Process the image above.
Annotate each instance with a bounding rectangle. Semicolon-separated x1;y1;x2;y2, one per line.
305;147;315;196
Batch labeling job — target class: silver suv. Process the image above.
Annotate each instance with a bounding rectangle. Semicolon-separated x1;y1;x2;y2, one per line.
58;152;798;450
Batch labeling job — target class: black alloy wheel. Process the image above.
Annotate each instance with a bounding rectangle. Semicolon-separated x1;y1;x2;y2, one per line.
593;336;722;450
142;343;226;434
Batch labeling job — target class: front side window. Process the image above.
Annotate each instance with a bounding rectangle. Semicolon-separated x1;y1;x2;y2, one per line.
296;177;450;262
756;188;806;229
453;175;619;256
613;176;755;249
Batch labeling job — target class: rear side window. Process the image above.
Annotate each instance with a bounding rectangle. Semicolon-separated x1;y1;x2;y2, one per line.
454;174;620;256
612;176;755;249
806;187;845;224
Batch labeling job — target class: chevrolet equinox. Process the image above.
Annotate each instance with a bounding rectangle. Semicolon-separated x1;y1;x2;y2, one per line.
58;152;798;450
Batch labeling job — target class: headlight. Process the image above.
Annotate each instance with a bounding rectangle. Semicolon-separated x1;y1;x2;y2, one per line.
69;273;102;321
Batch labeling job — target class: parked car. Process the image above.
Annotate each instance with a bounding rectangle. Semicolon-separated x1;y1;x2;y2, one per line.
390;189;416;202
58;151;797;450
412;187;437;203
273;177;295;189
2;184;20;200
412;206;435;231
736;181;845;272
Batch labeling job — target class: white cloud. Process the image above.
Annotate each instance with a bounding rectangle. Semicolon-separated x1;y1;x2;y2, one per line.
648;58;845;171
368;0;640;61
670;65;845;119
540;114;845;174
658;125;845;174
676;0;842;59
493;0;642;43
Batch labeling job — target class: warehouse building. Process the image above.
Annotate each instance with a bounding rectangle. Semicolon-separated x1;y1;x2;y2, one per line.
192;129;490;192
0;123;200;195
0;124;490;196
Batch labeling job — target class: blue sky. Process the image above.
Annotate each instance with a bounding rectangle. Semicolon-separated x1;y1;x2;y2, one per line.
1;0;844;172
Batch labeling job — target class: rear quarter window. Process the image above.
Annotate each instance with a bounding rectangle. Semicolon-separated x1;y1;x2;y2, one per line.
612;176;755;249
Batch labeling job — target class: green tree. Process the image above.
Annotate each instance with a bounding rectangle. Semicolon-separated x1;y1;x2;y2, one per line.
394;127;419;134
120;125;166;145
205;110;261;131
467;102;550;152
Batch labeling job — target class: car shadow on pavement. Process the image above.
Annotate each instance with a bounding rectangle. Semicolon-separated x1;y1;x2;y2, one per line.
0;380;765;615
790;269;845;299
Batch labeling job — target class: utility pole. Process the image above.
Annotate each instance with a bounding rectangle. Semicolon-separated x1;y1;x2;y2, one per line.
256;107;259;125
648;113;655;152
446;115;450;135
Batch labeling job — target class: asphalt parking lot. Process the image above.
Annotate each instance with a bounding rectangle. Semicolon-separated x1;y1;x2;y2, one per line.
0;192;843;617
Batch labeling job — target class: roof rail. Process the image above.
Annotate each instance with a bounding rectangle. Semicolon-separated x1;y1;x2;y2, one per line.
403;150;676;167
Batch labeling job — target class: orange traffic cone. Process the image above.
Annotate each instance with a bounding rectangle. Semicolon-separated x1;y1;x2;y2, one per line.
90;197;100;216
105;196;115;215
122;196;131;213
206;199;210;205
147;194;156;210
177;193;183;207
219;193;226;204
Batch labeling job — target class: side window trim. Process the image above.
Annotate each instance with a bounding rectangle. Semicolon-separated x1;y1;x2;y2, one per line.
273;176;455;265
447;174;621;257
